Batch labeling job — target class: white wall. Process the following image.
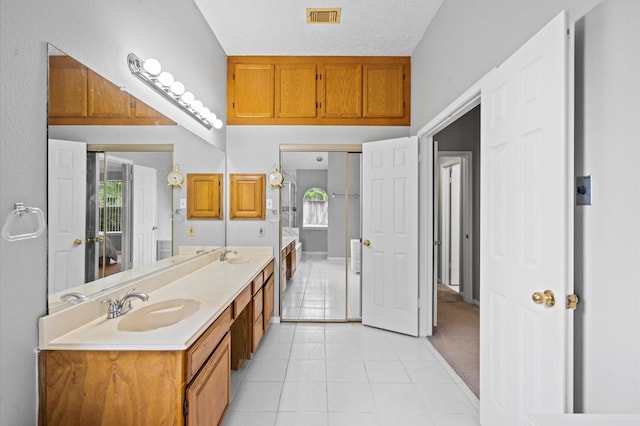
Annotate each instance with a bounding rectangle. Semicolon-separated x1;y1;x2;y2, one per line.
0;1;226;423
574;0;640;413
411;0;603;134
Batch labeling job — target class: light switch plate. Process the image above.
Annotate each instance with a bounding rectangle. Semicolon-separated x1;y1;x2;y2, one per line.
266;199;273;209
180;198;187;209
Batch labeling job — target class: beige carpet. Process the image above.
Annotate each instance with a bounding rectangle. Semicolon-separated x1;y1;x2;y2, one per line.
428;287;480;398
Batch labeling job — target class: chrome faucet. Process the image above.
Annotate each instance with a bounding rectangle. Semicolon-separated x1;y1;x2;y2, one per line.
220;249;238;261
102;289;149;319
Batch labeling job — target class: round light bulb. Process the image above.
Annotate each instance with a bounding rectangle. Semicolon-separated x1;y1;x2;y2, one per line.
158;71;174;87
213;119;223;129
192;100;203;112
181;92;194;105
200;107;211;118
170;81;185;96
207;112;217;122
143;58;161;76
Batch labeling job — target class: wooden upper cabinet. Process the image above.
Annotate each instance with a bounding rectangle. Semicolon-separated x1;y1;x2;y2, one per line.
229;174;265;220
232;63;274;118
48;55;175;126
48;55;88;118
275;63;317;118
227;56;410;126
322;63;362;118
363;63;405;118
187;173;223;220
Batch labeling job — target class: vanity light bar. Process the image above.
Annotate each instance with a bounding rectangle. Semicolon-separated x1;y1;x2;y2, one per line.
127;53;222;130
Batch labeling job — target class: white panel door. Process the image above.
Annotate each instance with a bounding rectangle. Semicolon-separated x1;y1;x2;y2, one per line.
132;164;157;268
48;139;86;294
362;136;419;336
480;11;573;426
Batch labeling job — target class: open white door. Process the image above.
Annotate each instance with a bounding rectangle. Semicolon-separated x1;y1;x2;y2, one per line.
132;164;157;268
362;136;419;336
480;11;574;425
48;139;86;294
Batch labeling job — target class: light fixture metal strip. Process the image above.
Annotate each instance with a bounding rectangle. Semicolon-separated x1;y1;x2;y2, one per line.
127;53;214;130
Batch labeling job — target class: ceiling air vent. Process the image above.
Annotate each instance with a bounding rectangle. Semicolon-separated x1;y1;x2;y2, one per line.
306;8;341;24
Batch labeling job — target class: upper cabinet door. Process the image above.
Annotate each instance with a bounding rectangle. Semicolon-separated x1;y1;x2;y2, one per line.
232;64;275;118
321;63;362;118
229;174;266;220
48;56;88;118
87;70;132;118
275;63;317;118
363;63;405;118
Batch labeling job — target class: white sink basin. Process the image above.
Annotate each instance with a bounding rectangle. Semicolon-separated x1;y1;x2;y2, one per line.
225;256;251;264
117;298;200;332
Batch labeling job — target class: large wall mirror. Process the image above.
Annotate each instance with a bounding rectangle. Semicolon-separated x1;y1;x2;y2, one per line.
47;44;226;313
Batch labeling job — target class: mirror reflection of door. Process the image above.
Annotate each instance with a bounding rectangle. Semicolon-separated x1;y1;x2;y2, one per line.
280;148;362;322
48;144;172;289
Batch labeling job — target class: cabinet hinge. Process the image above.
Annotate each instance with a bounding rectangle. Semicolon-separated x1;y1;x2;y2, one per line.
232;102;235;109
183;399;189;416
403;73;406;81
403;102;406;109
319;74;322;80
232;73;235;80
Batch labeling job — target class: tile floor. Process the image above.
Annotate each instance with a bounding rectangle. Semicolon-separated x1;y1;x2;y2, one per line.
223;322;480;426
281;252;361;321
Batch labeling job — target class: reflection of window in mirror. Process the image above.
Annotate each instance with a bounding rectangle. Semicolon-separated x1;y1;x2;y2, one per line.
302;187;328;228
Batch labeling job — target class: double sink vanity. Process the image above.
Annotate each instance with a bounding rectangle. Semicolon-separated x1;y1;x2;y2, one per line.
38;246;275;425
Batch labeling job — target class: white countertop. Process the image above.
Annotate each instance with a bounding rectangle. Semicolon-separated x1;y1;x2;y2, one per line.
39;248;273;351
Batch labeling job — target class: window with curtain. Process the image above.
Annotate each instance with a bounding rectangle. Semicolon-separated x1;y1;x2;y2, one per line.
303;187;328;228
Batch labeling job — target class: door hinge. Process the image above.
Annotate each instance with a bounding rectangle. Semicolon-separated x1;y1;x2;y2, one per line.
566;294;579;310
183;399;189;416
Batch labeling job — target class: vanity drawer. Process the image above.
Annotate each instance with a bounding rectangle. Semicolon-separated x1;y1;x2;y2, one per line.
233;285;252;319
252;287;263;323
264;259;275;280
252;272;264;295
186;306;232;382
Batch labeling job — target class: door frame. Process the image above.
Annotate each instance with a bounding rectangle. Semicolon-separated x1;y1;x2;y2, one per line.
438;151;473;304
418;85;481;337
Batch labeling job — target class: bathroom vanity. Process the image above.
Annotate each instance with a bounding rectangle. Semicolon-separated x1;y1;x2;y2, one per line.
38;247;274;426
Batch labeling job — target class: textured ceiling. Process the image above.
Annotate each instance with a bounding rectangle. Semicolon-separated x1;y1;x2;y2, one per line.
194;0;443;56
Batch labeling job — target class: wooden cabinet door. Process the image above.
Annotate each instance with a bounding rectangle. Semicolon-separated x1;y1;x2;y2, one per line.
87;70;132;117
275;63;317;118
363;63;405;118
187;174;223;219
229;174;265;220
263;275;274;333
232;64;274;118
48;55;88;118
186;333;231;426
321;63;362;118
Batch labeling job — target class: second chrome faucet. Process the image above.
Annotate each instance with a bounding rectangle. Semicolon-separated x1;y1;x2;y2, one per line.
102;289;149;319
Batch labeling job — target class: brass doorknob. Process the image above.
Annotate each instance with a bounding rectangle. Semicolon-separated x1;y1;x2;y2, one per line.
532;290;555;307
73;238;83;246
363;239;371;247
